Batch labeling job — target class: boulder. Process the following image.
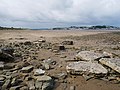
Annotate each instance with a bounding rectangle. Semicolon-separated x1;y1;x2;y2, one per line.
66;61;108;75
1;47;14;55
0;49;14;62
99;58;120;73
21;66;34;73
76;51;108;61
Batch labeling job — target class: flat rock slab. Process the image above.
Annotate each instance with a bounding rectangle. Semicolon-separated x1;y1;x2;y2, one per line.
66;61;108;74
76;51;108;61
35;75;52;82
34;69;45;75
100;58;120;73
21;66;34;73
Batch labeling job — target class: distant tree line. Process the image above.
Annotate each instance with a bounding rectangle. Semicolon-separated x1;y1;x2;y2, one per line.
87;25;118;29
52;25;120;30
0;26;27;30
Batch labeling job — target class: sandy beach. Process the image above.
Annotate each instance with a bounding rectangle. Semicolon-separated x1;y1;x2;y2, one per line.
0;30;120;90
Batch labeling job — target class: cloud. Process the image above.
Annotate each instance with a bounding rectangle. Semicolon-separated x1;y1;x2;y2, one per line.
0;0;120;28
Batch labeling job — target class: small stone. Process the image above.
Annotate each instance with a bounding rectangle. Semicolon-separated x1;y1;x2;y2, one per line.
52;50;59;53
42;82;51;90
4;63;15;69
53;72;67;79
116;77;120;82
52;45;65;51
28;81;35;90
6;72;12;76
35;81;42;90
24;41;32;45
20;86;28;90
0;77;5;81
12;79;23;86
43;59;56;65
62;41;73;45
44;63;50;70
0;76;5;86
61;83;67;90
0;80;4;86
11;78;17;86
108;76;116;81
34;69;45;75
0;62;4;70
103;51;113;58
60;55;67;58
70;86;75;90
9;86;21;90
82;74;94;81
64;57;76;62
38;39;46;42
2;79;11;90
21;66;34;73
100;78;109;82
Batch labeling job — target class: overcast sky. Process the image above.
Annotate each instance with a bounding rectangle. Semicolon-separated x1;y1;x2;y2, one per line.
0;0;120;28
